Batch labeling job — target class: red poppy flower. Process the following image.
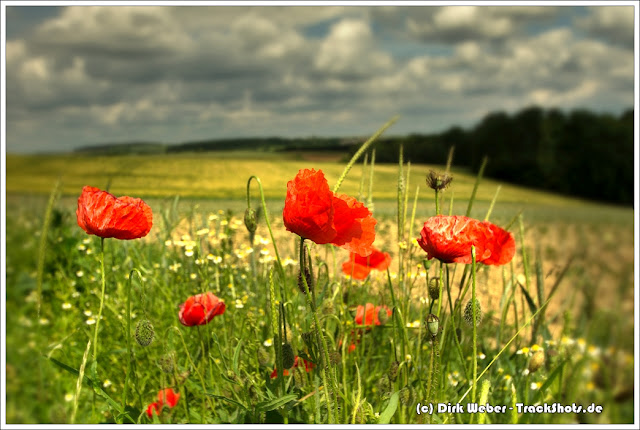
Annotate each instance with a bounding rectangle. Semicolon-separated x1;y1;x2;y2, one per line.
283;169;376;257
342;247;392;280
76;186;153;240
417;215;515;266
355;303;392;326
178;292;225;326
146;402;161;419
270;356;315;379
145;388;180;419
480;221;516;265
158;388;180;408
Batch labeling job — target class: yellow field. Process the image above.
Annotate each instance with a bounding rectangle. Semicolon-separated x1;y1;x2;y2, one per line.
6;152;600;206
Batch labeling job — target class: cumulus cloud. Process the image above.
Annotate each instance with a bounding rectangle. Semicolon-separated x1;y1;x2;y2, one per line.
577;6;635;49
3;5;635;153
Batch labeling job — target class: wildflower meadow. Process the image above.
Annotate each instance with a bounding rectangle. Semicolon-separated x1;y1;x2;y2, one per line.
4;118;636;426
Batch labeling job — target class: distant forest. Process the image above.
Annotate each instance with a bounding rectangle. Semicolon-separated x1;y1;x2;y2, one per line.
75;106;634;205
364;106;634;206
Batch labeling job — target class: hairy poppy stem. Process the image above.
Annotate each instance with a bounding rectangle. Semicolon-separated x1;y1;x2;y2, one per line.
300;238;336;424
123;269;143;419
93;238;107;361
470;246;478;412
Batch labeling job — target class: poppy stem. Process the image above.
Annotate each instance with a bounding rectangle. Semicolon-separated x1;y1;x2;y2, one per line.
93;237;107;361
300;238;336;424
470;246;478;413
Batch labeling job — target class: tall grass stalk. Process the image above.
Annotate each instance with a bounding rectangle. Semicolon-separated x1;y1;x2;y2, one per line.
71;339;92;424
36;179;60;319
333;116;398;194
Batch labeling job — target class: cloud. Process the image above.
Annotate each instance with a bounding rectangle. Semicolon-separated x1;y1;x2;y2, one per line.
577;6;635;49
3;5;635;153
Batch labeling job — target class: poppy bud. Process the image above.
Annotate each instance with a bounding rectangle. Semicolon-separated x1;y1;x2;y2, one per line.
158;352;176;374
464;298;483;327
297;266;313;294
257;346;270;367
377;374;391;395
329;350;341;365
135;319;155;346
282;343;295;369
388;360;400;382
426;313;440;338
399;386;414;405
244;208;258;233
322;301;335;315
528;350;545;373
293;366;306;387
428;277;440;301
377;306;390;325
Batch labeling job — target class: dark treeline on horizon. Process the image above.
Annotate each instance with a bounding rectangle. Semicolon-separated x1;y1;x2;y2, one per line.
74;106;634;206
365;106;634;206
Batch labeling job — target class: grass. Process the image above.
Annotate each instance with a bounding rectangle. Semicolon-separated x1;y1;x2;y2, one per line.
4;140;636;425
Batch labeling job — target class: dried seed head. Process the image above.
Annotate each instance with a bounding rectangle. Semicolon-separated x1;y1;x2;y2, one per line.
282;343;295;369
428;277;440;301
426;313;440;338
244;208;258;233
464;298;483;327
135;319;155;347
426;170;453;191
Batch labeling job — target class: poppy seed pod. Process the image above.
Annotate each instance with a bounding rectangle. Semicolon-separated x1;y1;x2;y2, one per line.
244;208;258;233
377;306;390;325
135;319;155;347
426;313;440;338
157;352;176;374
464;298;483;327
282;343;295;369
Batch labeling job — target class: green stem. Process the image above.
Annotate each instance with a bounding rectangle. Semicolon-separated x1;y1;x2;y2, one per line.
93;238;107;361
471;246;478;408
122;269;142;415
300;238;335;424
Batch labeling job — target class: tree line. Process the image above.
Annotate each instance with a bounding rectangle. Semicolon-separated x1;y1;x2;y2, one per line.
365;106;634;206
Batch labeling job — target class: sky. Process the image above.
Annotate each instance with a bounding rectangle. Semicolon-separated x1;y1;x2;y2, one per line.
2;1;637;153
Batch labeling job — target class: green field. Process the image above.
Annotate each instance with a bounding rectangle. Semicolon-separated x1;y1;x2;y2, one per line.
4;151;636;424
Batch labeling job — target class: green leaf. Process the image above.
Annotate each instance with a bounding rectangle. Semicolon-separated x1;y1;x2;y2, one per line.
533;359;566;404
232;339;243;374
518;281;538;314
205;393;249;411
377;391;399;424
255;394;298;413
45;355;128;417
